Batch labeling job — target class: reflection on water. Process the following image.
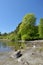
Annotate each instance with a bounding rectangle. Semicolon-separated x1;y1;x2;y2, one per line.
1;41;43;52
0;41;26;52
0;41;12;52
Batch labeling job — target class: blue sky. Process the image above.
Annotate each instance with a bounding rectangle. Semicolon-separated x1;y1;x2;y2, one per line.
0;0;43;33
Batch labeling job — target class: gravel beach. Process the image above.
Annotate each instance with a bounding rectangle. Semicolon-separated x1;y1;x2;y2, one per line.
0;46;43;65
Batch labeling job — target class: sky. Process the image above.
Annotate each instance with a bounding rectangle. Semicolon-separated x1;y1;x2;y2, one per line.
0;0;43;33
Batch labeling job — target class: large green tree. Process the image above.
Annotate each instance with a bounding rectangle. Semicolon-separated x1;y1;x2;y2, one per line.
39;18;43;39
18;14;37;40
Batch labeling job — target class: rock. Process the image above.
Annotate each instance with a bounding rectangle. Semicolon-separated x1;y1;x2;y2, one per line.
16;50;22;58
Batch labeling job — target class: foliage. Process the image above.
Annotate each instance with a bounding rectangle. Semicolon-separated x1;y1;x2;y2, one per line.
0;32;1;36
39;18;43;39
3;33;7;36
18;14;38;40
0;13;43;41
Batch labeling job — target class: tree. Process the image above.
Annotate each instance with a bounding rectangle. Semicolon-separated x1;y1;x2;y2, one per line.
14;22;22;40
18;14;37;40
0;32;1;36
3;32;7;36
39;18;43;39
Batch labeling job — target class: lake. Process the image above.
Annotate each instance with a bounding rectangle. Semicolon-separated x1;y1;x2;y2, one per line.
0;41;26;52
0;41;15;52
0;40;43;52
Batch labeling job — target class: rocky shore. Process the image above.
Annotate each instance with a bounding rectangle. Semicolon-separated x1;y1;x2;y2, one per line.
0;46;43;65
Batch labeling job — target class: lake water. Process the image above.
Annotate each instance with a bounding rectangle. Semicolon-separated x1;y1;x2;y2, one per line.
0;40;43;52
0;41;15;52
0;41;26;52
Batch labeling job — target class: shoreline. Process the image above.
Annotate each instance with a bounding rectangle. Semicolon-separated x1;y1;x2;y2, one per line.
0;39;43;42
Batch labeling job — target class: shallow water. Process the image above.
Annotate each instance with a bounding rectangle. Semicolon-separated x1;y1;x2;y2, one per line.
0;41;13;52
